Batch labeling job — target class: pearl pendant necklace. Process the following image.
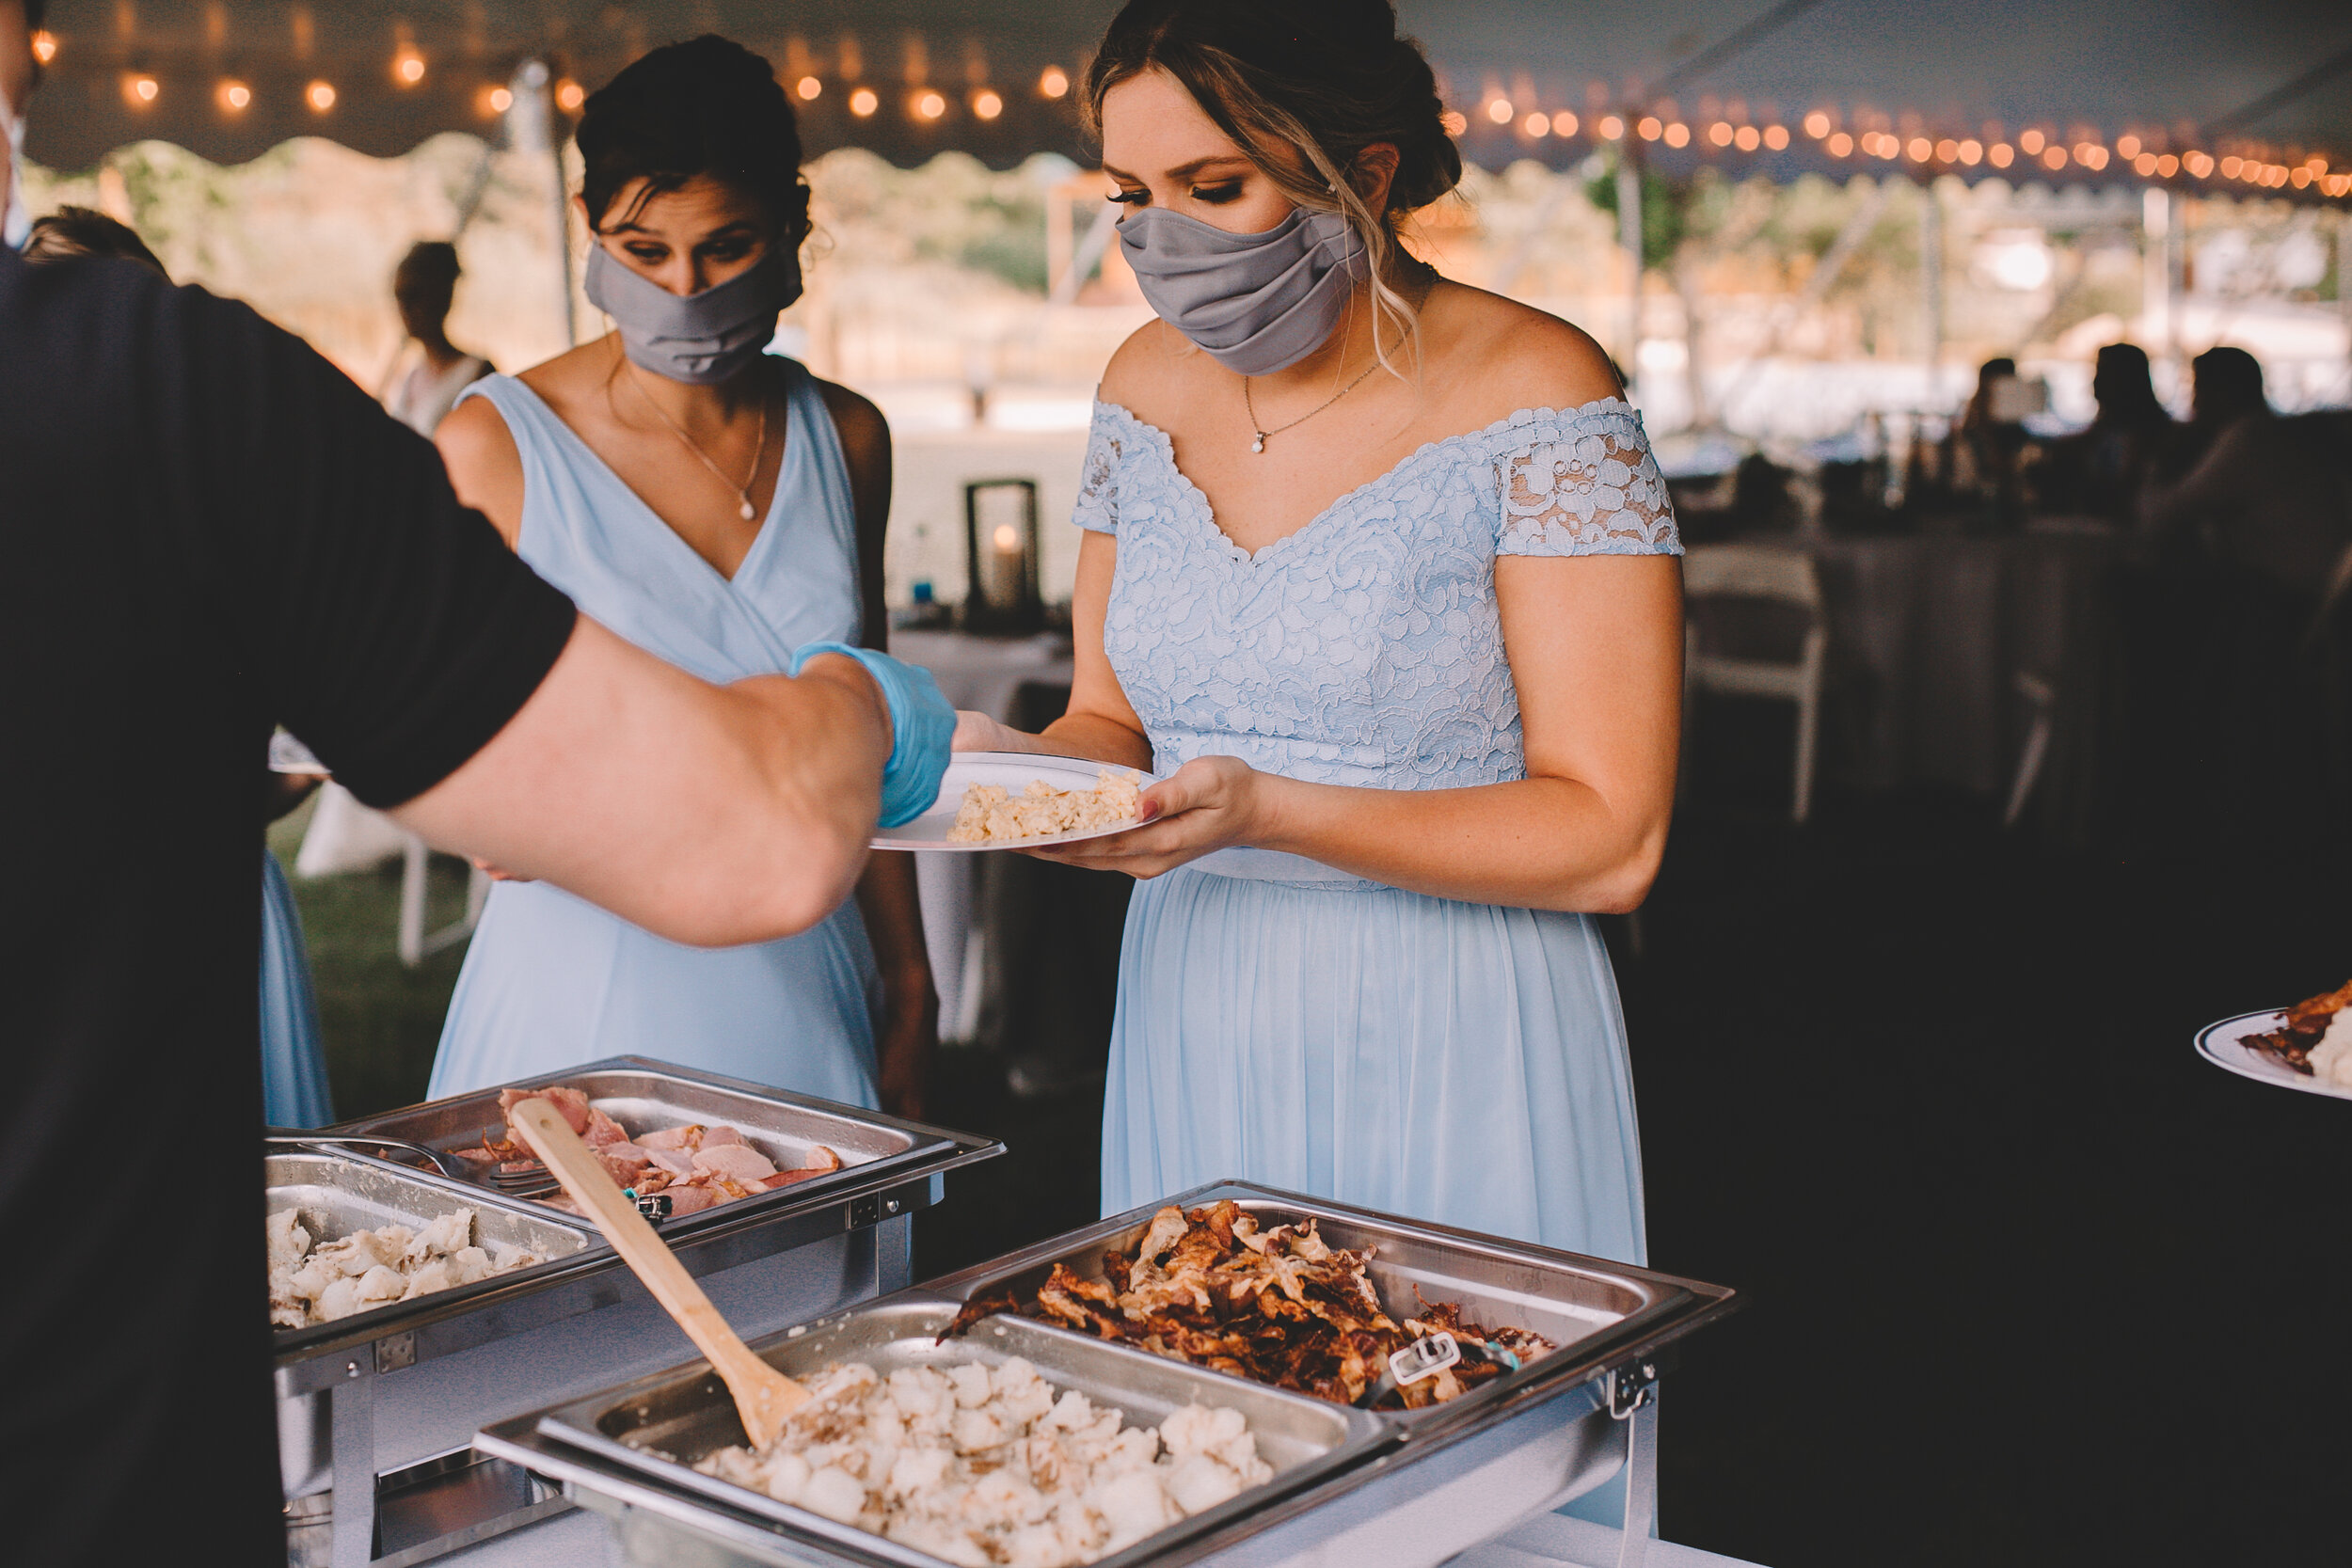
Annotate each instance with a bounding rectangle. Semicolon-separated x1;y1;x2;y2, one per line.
627;358;768;521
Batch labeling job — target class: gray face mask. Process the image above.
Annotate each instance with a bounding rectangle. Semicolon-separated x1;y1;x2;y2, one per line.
583;242;802;385
1117;205;1367;377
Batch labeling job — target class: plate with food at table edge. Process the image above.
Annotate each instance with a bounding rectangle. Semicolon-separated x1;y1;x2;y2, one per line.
869;752;1161;852
2195;1008;2352;1101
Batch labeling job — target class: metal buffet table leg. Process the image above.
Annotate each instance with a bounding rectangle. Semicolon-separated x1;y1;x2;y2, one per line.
330;1356;377;1568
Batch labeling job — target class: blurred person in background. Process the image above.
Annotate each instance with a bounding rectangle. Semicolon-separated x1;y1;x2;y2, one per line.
426;36;939;1118
2142;345;2347;603
0;0;950;1558
956;0;1682;1271
1952;355;2030;516
20;202;335;1127
2030;342;2175;527
383;239;492;436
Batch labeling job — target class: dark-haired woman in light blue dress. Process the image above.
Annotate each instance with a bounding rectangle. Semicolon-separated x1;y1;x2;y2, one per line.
425;36;934;1116
956;4;1682;1263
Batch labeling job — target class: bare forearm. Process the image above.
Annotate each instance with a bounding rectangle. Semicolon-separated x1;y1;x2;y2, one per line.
1038;709;1157;770
395;621;892;945
1254;773;1668;912
853;851;933;993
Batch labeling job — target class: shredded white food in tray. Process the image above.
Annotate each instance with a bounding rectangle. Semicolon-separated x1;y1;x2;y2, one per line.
694;1357;1272;1568
266;1208;540;1328
946;769;1143;845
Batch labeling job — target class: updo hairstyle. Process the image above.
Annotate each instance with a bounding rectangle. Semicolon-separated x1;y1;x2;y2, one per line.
577;35;813;250
1084;0;1461;351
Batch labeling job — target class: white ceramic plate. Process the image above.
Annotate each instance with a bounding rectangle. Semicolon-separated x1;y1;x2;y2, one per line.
871;752;1153;851
2194;1007;2352;1101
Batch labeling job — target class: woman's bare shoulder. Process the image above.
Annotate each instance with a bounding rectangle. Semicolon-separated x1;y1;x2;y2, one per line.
1426;282;1627;416
433;397;525;546
1097;319;1213;426
814;375;890;461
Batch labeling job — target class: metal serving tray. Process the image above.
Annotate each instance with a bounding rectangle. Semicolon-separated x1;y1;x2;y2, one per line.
477;1182;1736;1568
923;1181;1728;1442
506;1297;1395;1568
334;1057;969;1229
267;1152;594;1360
277;1066;1001;1568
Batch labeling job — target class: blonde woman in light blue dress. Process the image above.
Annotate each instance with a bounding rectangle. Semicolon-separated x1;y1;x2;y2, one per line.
956;4;1683;1265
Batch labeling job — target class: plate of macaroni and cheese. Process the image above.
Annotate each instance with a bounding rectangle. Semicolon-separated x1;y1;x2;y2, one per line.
872;753;1156;851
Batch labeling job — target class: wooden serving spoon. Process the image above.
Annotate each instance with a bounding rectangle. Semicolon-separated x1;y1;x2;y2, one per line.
506;1095;811;1447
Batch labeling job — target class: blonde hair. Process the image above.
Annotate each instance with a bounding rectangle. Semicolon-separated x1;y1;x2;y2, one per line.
1084;0;1458;374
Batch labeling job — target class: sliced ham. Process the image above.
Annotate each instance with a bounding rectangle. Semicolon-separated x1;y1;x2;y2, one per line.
596;1143;652;1186
583;1107;629;1148
639;1124;703;1152
644;1148;696;1179
691;1144;777;1184
500;1085;592;1135
700;1124;746;1148
660;1185;721;1217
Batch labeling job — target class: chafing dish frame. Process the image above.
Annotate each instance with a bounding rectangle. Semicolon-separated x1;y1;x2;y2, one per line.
476;1180;1736;1568
274;1064;1002;1568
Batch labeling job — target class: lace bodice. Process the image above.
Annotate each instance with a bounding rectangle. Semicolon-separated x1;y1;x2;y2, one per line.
1076;399;1681;793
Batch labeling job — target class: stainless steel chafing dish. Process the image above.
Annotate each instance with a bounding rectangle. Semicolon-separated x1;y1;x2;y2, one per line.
474;1180;1736;1568
277;1059;1000;1568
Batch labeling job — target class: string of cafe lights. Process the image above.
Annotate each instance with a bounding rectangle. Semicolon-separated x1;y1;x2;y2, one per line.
1451;89;2349;200
27;25;1073;131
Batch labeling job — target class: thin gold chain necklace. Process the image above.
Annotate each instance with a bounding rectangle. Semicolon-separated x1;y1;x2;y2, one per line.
1242;357;1384;454
623;357;770;521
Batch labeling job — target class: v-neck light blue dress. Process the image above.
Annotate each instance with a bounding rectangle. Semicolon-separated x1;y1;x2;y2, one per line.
426;360;882;1107
1082;398;1681;1260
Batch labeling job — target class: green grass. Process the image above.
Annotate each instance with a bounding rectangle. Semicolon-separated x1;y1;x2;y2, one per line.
268;794;476;1121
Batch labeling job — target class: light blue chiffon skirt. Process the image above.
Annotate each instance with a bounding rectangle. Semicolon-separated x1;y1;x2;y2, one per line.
1099;859;1647;1264
427;879;882;1107
261;848;334;1129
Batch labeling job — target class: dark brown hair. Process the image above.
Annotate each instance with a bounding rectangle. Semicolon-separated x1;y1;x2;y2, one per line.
1084;0;1459;358
577;35;811;248
23;206;166;276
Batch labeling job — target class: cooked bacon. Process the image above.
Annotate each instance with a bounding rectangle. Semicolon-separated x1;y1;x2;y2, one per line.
639;1124;703;1152
954;1204;1557;1407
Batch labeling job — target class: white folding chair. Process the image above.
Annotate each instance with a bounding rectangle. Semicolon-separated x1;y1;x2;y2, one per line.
397;834;490;968
1681;545;1829;824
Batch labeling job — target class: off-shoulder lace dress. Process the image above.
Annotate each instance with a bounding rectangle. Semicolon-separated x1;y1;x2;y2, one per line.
1078;398;1679;1261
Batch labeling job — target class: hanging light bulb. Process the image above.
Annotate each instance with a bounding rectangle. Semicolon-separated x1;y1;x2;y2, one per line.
123;73;160;107
914;89;947;120
1597;114;1624;140
1554;111;1579;136
1038;66;1069;99
1486;97;1514;125
555;79;584;113
1825;132;1852;157
1988;143;2014;168
216;79;251;113
1735;125;1760;151
1763;124;1788;150
1524;112;1551;137
797;76;822;101
480;84;514;117
1959;140;1982;165
974;88;1003;120
1803;110;1831;138
306;80;337;113
30;29;57;64
849;87;879;117
393;46;426;87
1664;121;1690;148
1637;116;1661;141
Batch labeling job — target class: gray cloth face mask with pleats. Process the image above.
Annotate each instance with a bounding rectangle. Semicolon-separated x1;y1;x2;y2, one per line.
1117;205;1368;376
583;242;803;385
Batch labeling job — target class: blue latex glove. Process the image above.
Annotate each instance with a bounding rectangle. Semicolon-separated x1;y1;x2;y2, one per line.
787;641;955;830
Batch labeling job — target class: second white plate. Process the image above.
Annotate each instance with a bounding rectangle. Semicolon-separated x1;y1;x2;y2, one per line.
871;752;1154;851
2194;1007;2352;1101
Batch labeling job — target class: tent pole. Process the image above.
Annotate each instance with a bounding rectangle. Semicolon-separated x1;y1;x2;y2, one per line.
1919;179;1944;408
2141;186;2171;382
512;59;576;347
1616;136;1643;386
